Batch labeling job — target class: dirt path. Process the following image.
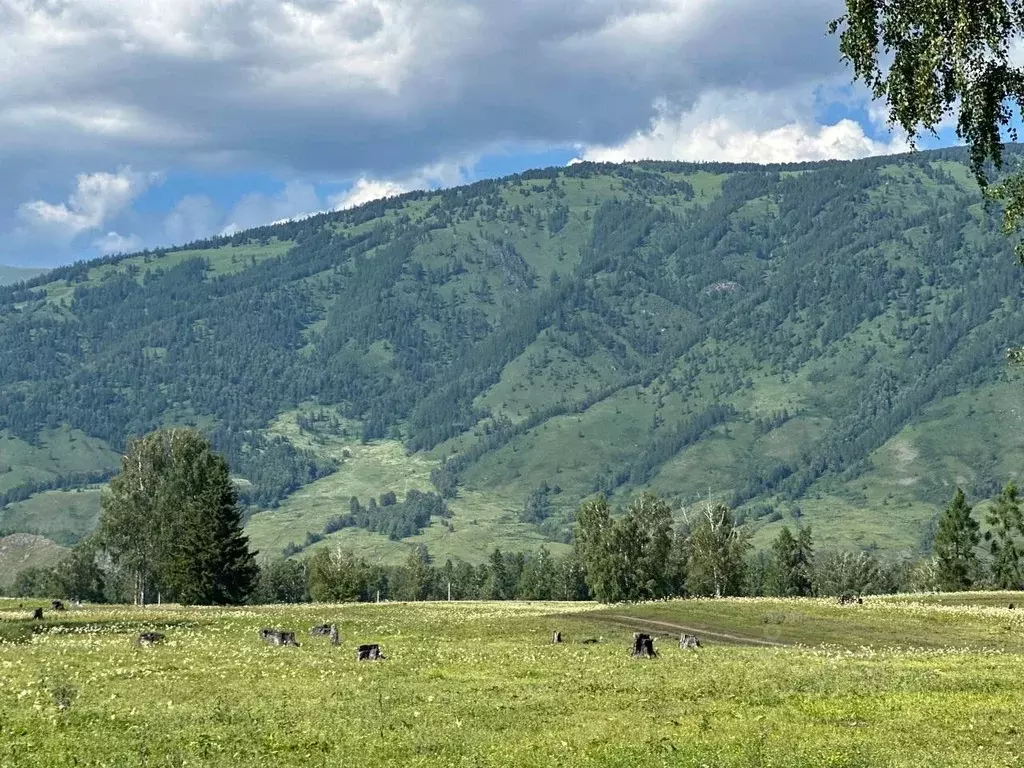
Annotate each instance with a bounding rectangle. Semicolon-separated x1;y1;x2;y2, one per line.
597;614;787;647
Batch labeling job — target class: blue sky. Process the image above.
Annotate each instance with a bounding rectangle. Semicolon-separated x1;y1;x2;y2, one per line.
1;0;965;267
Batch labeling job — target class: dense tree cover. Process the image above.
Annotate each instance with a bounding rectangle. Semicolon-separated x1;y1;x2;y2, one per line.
3;149;1024;551
97;428;257;605
15;483;1024;603
318;489;450;542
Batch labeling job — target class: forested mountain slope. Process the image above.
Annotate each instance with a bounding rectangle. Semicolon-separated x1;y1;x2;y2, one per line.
3;147;1024;566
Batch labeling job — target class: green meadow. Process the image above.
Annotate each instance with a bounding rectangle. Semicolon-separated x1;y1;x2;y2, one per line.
3;594;1024;766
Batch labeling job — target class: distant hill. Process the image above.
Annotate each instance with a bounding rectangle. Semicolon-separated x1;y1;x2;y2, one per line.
0;533;66;590
3;147;1024;578
0;265;46;286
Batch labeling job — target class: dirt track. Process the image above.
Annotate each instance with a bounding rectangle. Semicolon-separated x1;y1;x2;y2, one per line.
597;614;787;647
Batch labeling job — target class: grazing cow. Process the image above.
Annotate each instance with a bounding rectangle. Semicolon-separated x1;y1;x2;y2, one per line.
135;632;165;647
1011;603;1016;610
51;600;65;611
580;638;599;645
260;628;300;647
31;608;43;620
552;631;562;644
356;643;385;661
679;633;701;650
631;632;657;658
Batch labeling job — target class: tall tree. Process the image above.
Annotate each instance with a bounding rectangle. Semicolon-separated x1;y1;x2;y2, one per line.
813;550;881;597
765;526;814;597
573;492;676;602
251;558;309;604
394;545;436;601
98;428;257;605
623;492;675;600
97;431;174;604
574;496;619;601
518;546;558;600
933;488;981;591
308;546;369;602
684;501;750;598
831;1;1024;259
986;482;1023;589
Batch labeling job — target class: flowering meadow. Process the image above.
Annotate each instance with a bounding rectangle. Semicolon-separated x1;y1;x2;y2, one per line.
2;596;1024;767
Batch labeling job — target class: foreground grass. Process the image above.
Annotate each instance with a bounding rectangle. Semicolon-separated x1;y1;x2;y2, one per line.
2;597;1024;766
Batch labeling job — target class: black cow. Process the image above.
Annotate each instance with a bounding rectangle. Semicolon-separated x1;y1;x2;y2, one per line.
31;608;43;621
51;600;65;611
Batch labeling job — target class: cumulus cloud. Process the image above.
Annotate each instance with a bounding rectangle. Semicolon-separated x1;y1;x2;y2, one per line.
17;167;155;239
0;2;848;196
329;178;409;210
163;195;223;246
93;231;143;255
580;92;909;164
3;0;926;263
327;160;471;211
219;181;322;235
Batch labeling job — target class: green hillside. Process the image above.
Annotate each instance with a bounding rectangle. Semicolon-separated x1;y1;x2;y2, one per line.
3;148;1024;569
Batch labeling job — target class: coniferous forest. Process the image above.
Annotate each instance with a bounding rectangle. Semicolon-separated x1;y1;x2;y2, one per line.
5;147;1024;583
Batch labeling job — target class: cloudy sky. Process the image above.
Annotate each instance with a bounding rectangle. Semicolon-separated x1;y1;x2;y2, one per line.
2;0;957;267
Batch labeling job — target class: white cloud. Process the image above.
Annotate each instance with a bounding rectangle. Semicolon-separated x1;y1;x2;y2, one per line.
579;91;909;164
0;1;849;188
16;167;156;238
93;231;142;255
219;181;322;235
328;177;408;210
163;195;223;245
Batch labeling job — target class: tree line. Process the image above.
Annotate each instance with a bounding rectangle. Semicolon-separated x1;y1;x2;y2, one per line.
10;428;1002;606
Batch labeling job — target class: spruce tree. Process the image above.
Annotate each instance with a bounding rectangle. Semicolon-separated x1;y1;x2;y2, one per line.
933;488;980;591
985;483;1023;590
99;428;257;605
766;527;814;596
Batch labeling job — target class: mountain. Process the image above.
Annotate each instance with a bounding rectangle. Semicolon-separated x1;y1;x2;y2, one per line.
3;147;1024;576
0;265;46;286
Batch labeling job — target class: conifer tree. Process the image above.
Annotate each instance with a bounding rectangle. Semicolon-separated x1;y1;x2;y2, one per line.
933;488;980;592
99;428;257;605
766;526;814;597
985;483;1023;590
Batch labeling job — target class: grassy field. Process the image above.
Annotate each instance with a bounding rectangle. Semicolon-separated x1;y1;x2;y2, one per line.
2;594;1024;766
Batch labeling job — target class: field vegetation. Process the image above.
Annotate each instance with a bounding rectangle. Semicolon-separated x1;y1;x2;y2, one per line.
2;596;1024;767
